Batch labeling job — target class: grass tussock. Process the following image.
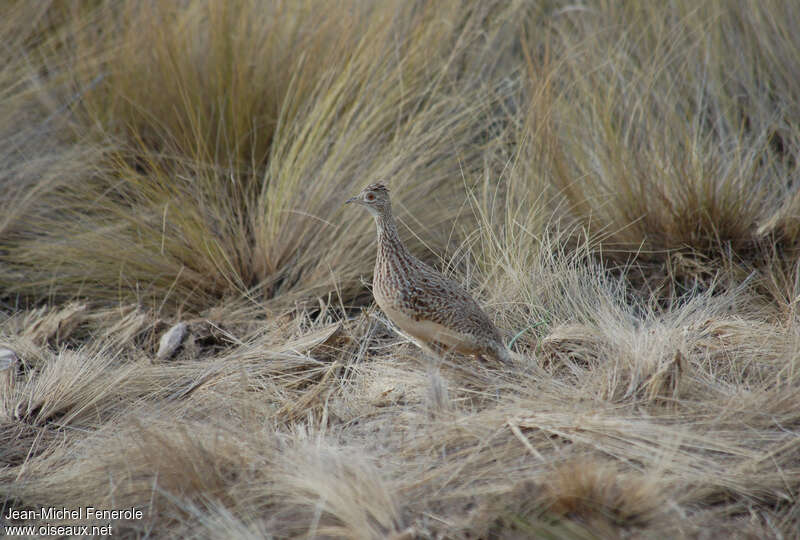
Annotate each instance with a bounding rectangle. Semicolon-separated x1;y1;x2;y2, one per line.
1;0;519;312
1;0;800;538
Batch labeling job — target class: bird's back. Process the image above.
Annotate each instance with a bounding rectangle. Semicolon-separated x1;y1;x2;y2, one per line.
373;238;505;357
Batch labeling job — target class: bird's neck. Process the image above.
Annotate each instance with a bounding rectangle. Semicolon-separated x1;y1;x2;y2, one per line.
374;209;411;260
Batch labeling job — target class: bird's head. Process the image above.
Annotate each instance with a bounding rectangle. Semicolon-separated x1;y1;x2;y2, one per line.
345;182;391;217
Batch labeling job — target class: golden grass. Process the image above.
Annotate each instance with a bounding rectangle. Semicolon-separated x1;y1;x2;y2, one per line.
1;0;518;313
1;0;799;538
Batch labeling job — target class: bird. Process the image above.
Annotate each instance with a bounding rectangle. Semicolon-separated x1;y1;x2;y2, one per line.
346;182;512;364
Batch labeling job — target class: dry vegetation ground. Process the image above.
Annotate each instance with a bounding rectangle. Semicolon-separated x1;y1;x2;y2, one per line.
1;1;799;538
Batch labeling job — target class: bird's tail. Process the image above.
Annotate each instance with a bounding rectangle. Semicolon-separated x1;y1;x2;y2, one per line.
491;343;514;365
493;343;536;370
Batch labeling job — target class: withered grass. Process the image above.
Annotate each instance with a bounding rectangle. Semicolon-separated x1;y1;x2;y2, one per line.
1;1;798;538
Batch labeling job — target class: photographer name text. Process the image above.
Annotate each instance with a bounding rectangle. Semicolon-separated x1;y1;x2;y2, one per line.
5;506;142;521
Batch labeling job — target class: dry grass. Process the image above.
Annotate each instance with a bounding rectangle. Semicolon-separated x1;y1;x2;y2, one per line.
1;0;799;538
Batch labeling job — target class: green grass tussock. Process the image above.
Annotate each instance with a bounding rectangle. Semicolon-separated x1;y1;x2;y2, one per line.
1;0;799;538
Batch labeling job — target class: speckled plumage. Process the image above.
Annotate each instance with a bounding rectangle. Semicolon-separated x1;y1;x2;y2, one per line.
347;183;511;363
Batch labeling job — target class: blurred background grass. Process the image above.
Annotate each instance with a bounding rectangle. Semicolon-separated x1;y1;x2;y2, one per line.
0;0;523;316
3;0;798;319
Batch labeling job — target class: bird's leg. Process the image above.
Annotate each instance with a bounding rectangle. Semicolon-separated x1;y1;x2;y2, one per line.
425;366;451;415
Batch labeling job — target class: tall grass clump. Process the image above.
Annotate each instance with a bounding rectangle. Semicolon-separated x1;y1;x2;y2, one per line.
507;1;800;305
1;0;522;314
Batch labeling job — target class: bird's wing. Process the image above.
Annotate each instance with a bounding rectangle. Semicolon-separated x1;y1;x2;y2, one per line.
396;261;500;341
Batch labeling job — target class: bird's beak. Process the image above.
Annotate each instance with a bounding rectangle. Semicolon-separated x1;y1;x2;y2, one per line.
345;196;358;205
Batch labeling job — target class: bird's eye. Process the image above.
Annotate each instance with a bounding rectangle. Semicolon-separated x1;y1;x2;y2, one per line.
365;193;375;201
